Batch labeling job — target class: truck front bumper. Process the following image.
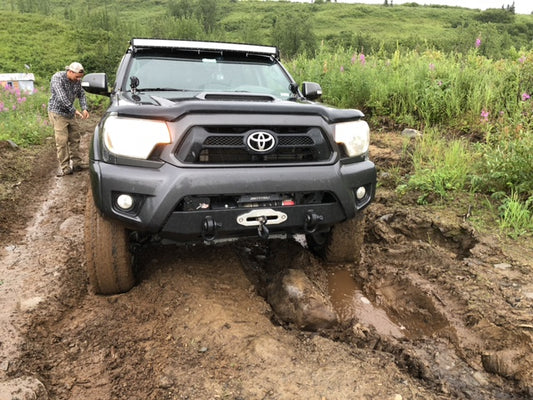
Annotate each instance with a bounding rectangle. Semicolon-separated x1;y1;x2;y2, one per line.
89;160;376;241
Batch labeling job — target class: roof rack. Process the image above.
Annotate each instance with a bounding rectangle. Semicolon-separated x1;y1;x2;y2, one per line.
130;38;279;59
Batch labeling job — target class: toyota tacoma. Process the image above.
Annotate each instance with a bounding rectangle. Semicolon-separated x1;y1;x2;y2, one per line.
82;38;376;294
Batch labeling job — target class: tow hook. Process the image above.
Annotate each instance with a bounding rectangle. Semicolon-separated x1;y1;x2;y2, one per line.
304;211;323;233
257;216;270;239
201;216;221;241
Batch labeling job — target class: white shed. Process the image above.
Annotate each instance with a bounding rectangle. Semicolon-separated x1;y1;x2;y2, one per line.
0;73;36;93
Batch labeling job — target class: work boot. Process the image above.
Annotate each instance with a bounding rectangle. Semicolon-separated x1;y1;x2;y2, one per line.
56;167;73;177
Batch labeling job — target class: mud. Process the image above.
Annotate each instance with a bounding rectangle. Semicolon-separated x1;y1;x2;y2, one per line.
0;119;532;399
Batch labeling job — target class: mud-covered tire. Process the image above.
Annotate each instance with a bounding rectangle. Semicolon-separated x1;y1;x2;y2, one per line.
84;190;135;295
306;212;365;265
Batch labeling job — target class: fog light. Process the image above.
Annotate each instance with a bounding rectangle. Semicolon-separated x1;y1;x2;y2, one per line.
355;186;366;200
117;194;134;210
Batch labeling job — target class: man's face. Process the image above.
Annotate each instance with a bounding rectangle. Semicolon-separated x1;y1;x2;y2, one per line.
67;70;84;82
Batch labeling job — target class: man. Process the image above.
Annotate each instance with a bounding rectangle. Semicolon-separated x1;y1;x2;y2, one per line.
48;62;90;177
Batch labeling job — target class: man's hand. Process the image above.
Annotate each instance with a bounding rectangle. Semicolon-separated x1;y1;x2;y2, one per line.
75;109;90;119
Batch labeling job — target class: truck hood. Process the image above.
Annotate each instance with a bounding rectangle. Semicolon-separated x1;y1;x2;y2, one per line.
110;91;364;124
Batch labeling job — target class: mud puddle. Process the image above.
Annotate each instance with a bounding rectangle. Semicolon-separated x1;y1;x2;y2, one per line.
327;268;405;338
323;265;515;399
326;267;449;341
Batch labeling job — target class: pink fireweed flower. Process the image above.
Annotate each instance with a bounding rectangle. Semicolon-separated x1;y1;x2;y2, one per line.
429;63;435;71
340;66;344;73
351;54;357;64
480;109;489;123
359;53;366;65
522;92;530;101
475;38;481;48
519;56;526;64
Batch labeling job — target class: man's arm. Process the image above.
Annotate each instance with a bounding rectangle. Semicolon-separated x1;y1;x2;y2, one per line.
78;85;88;111
77;85;90;119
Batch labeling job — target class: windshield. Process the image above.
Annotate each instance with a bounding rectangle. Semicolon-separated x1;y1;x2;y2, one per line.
125;53;294;100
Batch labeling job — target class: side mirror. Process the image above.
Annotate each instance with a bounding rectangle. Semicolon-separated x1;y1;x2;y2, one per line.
82;73;109;96
301;81;322;100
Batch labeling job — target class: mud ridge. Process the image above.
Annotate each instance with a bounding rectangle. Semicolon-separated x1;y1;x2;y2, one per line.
237;235;530;399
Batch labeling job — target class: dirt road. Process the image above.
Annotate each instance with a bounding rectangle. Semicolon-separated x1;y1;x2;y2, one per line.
0;117;532;399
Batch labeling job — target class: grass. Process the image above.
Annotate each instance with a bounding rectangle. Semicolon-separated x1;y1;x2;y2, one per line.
403;129;473;202
0;86;106;146
499;193;533;238
0;85;51;146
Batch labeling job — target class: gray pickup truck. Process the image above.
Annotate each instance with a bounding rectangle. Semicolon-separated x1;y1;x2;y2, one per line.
82;38;376;294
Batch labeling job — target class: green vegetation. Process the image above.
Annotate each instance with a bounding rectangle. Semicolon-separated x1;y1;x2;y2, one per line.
3;0;533;79
0;85;50;146
0;0;531;237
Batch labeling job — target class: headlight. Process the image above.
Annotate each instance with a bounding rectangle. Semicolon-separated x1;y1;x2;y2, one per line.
333;120;370;157
102;115;171;159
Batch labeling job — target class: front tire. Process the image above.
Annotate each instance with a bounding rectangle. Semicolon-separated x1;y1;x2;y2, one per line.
306;212;365;265
84;190;135;295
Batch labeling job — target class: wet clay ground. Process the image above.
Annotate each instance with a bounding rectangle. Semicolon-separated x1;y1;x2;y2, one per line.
0;117;532;399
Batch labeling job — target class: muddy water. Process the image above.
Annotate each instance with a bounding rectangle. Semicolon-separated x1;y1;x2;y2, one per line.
327;267;450;341
327;268;406;337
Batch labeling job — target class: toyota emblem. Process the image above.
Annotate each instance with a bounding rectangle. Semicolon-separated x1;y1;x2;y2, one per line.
246;131;276;153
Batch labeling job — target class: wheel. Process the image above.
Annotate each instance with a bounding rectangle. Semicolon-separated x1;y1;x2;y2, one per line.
306;212;365;264
84;189;135;295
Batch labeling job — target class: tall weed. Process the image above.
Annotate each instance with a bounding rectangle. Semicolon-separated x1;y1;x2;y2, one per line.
288;46;533;132
0;86;51;146
499;193;533;238
401;129;473;202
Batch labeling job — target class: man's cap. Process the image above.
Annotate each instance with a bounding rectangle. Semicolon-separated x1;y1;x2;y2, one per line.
66;62;84;74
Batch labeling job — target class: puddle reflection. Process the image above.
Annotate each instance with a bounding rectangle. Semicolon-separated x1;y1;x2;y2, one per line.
328;269;406;338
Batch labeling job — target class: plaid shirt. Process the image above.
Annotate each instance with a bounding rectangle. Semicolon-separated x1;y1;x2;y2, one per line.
48;71;88;118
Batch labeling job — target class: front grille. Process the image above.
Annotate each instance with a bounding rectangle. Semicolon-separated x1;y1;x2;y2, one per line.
204;136;243;146
176;126;331;164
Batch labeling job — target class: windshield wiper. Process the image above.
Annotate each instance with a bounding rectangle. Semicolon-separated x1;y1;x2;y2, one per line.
137;87;186;92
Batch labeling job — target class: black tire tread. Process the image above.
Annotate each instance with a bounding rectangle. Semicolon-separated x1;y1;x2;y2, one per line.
306;212;365;265
84;190;135;295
